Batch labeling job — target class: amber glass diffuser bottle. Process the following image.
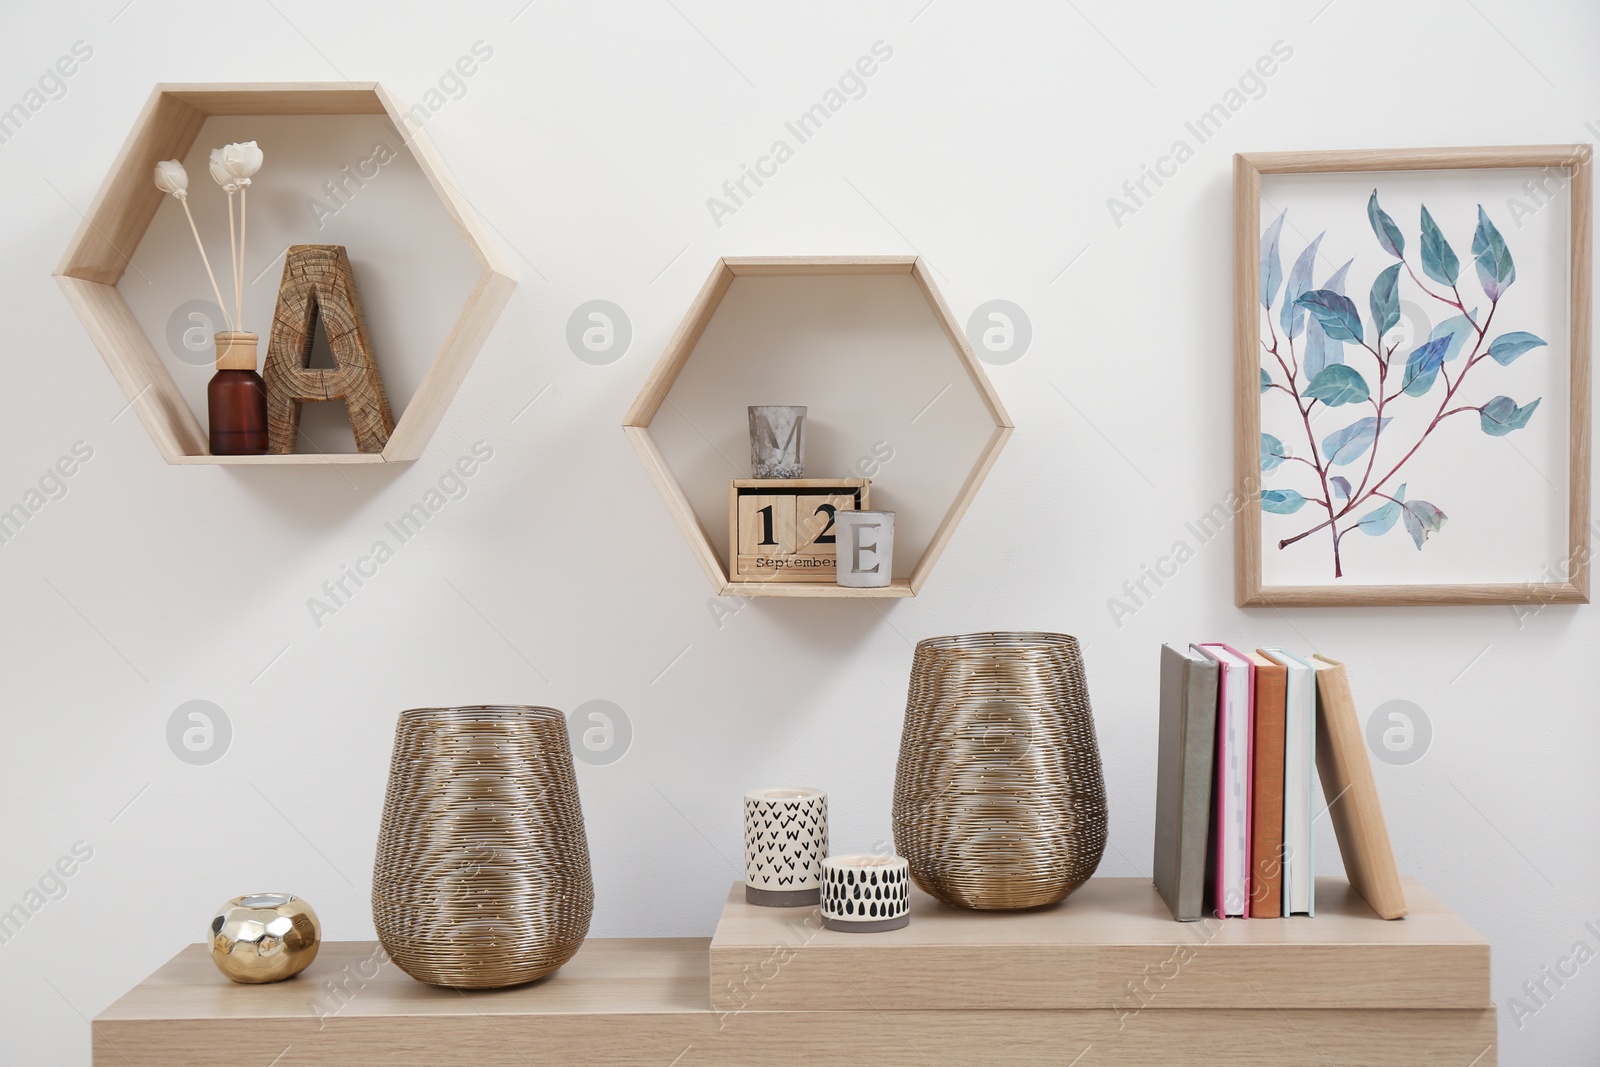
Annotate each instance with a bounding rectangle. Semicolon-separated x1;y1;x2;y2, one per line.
209;331;268;456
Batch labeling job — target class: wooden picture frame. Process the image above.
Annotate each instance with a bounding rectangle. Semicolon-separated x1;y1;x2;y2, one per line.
1235;146;1592;606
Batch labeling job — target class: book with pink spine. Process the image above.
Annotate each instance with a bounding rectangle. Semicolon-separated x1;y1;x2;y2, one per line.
1194;643;1256;918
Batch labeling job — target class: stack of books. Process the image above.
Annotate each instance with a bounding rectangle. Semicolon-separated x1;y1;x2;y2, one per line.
1152;644;1407;923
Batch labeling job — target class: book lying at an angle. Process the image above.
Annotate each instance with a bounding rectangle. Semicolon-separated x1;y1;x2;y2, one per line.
1261;647;1316;916
1154;644;1219;922
1312;655;1407;920
1194;643;1254;918
1246;652;1287;919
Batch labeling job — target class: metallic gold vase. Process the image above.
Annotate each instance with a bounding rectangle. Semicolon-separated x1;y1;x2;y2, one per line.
372;706;593;989
892;633;1108;910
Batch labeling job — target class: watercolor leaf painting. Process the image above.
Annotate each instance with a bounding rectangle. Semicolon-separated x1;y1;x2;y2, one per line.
1258;192;1545;578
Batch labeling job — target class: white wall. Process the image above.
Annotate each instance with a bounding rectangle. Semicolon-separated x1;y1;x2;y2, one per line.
2;2;1597;1064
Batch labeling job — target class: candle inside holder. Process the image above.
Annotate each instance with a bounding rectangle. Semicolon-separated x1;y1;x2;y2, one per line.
821;853;910;932
834;510;895;588
743;787;828;907
748;406;806;478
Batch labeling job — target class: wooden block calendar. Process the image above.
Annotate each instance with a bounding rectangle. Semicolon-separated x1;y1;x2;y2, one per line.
728;479;869;583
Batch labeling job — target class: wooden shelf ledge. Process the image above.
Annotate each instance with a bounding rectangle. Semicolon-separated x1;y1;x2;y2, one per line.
710;876;1490;1012
94;878;1496;1066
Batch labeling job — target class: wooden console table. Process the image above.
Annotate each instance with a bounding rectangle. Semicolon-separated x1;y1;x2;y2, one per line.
94;877;1495;1065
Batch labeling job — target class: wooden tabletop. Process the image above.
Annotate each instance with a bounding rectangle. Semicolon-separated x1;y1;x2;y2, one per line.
92;879;1496;1066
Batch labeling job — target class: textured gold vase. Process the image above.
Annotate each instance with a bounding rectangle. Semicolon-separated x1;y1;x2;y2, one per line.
372;706;593;988
892;633;1108;910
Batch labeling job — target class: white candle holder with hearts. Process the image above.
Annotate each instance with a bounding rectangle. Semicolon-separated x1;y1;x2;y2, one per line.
743;787;828;907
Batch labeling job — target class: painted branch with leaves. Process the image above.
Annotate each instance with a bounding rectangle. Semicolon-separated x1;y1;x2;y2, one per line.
1258;191;1545;578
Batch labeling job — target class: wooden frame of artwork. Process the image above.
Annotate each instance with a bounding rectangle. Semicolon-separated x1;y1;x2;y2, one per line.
1234;146;1592;606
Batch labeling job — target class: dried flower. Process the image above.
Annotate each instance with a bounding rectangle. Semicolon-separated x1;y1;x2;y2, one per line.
153;159;189;200
157;157;232;332
220;141;263;187
209;148;239;193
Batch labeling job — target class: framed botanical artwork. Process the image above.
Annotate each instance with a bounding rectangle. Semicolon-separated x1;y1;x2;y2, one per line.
1235;146;1592;606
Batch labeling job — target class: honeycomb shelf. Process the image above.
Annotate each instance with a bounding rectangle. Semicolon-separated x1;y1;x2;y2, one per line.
624;255;1012;598
55;82;515;465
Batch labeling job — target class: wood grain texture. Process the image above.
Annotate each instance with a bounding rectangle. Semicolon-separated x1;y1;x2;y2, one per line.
1235;145;1593;606
1566;148;1593;600
1240;144;1585;173
95;929;1496;1066
160;83;388;115
1234;152;1263;607
710;878;1484;1012
623;424;728;589
622;260;735;427
371;84;510;278
908;259;1014;593
623;255;1010;598
263;245;394;454
56;83;516;466
96;1006;1498;1067
57;89;206;286
725;255;917;275
55;278;207;460
168;451;389;465
728;478;868;584
720;579;915;597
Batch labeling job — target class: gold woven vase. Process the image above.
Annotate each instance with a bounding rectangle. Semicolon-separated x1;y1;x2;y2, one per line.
892;633;1108;910
372;706;593;988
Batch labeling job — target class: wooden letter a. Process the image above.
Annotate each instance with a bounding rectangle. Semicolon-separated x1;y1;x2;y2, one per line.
264;244;395;454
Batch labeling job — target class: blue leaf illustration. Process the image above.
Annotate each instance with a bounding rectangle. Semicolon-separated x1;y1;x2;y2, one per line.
1260;368;1273;393
1261;489;1309;514
1401;335;1453;396
1472;205;1516;300
1430;310;1479;365
1488;331;1547;366
1368;190;1405;257
1356;484;1407;536
1261;433;1291;473
1419;205;1460;285
1480;395;1541;436
1280;233;1325;339
1305;259;1352;379
1400;498;1447;549
1261;210;1286;309
1305;364;1371;406
1322;416;1390;466
1330;476;1352;500
1369;262;1402;338
1296;289;1364;343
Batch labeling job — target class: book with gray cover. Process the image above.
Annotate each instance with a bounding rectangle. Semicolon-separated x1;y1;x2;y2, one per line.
1153;643;1220;921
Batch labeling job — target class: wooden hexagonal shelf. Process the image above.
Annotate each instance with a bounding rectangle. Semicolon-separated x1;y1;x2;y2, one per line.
624;256;1013;598
55;82;515;464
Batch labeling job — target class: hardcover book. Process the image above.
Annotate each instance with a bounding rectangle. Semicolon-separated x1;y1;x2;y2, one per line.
1194;643;1255;919
1154;644;1219;922
1247;652;1287;919
1261;647;1316;915
1311;655;1407;920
